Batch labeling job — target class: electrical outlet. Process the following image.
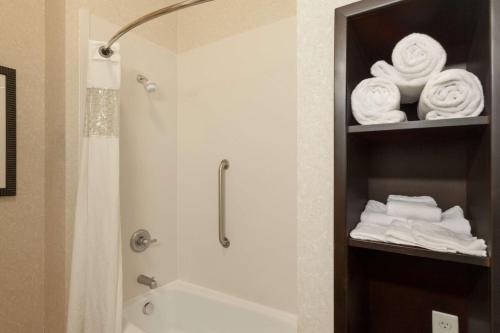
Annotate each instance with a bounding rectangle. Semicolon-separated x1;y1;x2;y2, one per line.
432;311;459;333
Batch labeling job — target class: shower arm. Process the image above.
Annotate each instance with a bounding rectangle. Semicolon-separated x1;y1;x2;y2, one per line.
98;0;215;58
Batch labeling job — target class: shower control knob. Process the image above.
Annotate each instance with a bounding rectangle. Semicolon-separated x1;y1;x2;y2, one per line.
130;229;157;253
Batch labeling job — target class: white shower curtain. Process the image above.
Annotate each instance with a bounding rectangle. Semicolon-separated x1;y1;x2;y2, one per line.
67;41;123;333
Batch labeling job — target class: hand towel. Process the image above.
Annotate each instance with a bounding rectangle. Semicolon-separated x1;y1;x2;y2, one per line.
371;33;447;103
384;220;421;247
418;69;484;120
412;221;487;256
349;222;389;242
351;77;407;125
387;200;442;222
360;201;472;235
387;194;437;207
439;206;471;235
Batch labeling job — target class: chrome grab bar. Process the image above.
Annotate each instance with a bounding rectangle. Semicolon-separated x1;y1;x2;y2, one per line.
218;159;230;248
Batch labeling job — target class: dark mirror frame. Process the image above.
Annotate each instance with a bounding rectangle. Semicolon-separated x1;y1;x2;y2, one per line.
0;65;16;196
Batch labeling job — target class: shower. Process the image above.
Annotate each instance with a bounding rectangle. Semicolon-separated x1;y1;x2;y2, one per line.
137;74;157;93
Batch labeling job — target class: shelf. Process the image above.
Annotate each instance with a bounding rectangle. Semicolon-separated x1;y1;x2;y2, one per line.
349;238;491;267
348;116;489;134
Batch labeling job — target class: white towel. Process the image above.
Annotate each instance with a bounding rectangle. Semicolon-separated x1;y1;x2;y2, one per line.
412;221;487;256
371;33;447;104
387;194;437;207
360;201;472;235
351;77;407;125
349;222;388;242
439;206;471;234
387;200;442;222
418;69;484;120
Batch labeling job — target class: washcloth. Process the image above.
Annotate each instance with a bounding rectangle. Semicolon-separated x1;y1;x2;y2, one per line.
387;194;437;207
418;69;484;120
371;33;447;103
351;77;407;125
387;200;442;222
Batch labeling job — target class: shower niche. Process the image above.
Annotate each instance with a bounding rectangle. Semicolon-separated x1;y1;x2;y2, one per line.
334;0;498;332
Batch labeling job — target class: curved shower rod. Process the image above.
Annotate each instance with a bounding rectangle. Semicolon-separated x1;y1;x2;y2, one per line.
98;0;215;58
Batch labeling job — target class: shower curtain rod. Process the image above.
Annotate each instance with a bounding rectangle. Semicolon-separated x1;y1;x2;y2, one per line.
98;0;215;58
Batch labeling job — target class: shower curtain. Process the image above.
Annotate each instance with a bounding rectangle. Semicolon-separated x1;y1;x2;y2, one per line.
67;41;122;333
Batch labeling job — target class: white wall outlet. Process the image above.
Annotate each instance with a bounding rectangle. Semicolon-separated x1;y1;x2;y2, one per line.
432;310;459;333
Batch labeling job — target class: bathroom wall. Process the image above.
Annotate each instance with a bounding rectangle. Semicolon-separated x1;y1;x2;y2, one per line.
0;1;46;332
86;13;179;300
177;2;297;314
296;0;359;332
45;0;67;331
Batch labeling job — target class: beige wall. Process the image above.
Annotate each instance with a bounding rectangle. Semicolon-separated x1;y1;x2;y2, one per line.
297;0;359;332
46;0;68;330
0;1;46;332
177;14;297;314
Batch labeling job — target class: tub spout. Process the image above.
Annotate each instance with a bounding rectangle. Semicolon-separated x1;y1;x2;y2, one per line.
137;274;158;289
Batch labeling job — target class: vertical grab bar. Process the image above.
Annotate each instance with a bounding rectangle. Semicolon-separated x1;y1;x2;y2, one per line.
218;159;231;248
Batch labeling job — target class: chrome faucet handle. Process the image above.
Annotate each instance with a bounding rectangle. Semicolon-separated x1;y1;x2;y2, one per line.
130;229;157;253
140;237;157;247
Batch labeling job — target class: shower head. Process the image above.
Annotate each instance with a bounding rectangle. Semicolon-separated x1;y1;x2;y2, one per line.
137;74;157;93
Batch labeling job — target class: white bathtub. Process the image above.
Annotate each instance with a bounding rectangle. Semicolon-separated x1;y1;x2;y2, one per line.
123;281;297;333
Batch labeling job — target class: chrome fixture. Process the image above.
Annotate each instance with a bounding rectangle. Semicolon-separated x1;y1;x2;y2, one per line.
137;74;157;93
137;274;158;289
142;302;155;315
130;229;157;253
98;0;215;58
218;159;230;248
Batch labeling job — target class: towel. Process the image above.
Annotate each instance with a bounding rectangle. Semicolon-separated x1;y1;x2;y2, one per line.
351;77;407;125
349;222;388;242
387;194;437;207
412;221;487;256
387;200;442;222
418;69;484;120
360;201;472;235
371;33;447;104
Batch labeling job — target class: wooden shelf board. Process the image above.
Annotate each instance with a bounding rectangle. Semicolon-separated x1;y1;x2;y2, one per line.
348;116;490;134
348;238;490;267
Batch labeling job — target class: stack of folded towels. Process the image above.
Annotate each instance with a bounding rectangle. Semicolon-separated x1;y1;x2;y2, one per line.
350;195;487;257
351;33;485;125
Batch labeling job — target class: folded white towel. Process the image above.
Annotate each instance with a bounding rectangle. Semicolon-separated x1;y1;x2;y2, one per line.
351;77;407;125
352;219;487;256
387;194;437;207
360;201;472;235
412;221;487;256
439;206;471;234
371;33;447;104
349;222;388;242
418;69;484;120
387;200;442;222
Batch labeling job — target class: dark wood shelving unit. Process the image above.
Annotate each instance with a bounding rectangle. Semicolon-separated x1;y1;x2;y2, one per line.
348;115;490;134
349;238;491;267
334;0;500;332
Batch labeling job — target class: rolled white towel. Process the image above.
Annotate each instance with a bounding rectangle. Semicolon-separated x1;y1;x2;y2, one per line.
387;200;442;222
351;77;406;125
371;33;447;104
418;69;484;120
387;194;437;207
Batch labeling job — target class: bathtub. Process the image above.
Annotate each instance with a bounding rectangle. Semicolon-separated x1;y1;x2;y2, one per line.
123;280;297;333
